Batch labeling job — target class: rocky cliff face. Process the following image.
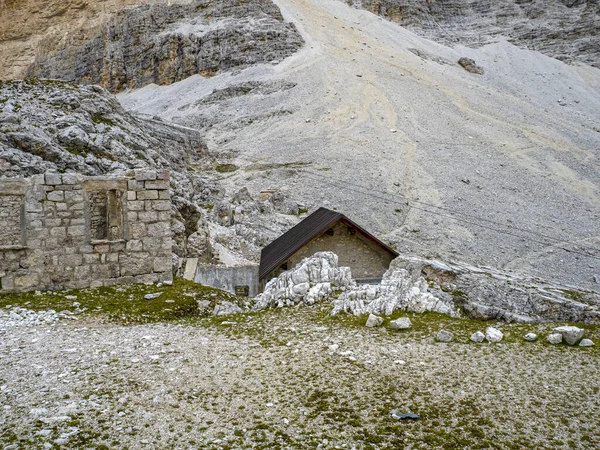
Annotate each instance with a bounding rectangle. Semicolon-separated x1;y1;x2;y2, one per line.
347;0;600;67
20;0;303;92
0;79;207;176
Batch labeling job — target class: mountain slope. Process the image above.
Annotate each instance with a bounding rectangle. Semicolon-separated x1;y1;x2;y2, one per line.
118;0;600;289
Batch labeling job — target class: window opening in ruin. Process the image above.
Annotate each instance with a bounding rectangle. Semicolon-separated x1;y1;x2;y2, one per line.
235;285;250;297
347;227;356;236
89;190;124;242
281;263;288;271
0;194;24;248
326;228;334;236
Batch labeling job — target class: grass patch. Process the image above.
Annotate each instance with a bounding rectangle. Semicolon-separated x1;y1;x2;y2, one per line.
91;113;115;127
0;278;240;324
215;164;239;173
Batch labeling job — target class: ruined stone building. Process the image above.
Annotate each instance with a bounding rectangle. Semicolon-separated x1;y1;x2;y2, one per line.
0;170;172;292
258;207;398;291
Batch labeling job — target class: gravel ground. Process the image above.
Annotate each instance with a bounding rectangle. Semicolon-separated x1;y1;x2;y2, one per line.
1;305;599;449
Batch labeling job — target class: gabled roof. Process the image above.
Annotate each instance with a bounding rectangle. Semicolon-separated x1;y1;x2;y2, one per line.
259;207;398;280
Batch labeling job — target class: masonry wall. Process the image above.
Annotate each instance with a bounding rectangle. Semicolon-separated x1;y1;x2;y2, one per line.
194;264;259;297
266;221;394;285
0;170;173;292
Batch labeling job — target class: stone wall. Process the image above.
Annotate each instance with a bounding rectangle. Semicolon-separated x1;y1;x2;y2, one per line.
193;264;259;297
0;170;173;292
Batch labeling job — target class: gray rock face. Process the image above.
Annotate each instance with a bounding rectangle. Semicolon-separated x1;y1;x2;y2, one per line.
547;333;563;344
552;326;585;345
346;0;600;68
389;317;412;330
0;80;208;178
392;255;600;324
26;0;303;92
365;314;384;328
485;327;503;343
436;330;454;343
470;331;484;343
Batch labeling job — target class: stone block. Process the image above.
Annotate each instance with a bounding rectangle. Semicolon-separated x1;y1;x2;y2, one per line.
135;273;159;285
50;227;66;237
14;274;38;290
1;276;14;290
128;180;137;190
56;202;68;211
159;190;170;200
120;254;153;276
117;276;135;285
151;200;171;211
127;191;136;201
128;200;145;211
129;223;147;239
153;256;172;273
62;173;79;185
45;173;62;185
157;211;171;221
145;180;169;190
147;222;170;237
74;265;91;279
138;211;158;222
135;169;157;181
157;170;169;181
65;191;84;203
127;211;138;222
136;190;159;200
70;218;85;225
83;254;99;264
67;225;86;237
94;244;110;253
59;254;83;266
142;237;163;252
126;239;143;252
47;191;64;202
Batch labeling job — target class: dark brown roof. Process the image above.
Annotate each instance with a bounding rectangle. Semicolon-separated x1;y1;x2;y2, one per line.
259;207;398;280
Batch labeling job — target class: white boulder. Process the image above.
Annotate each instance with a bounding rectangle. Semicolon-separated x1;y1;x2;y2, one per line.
524;333;538;342
552;326;584;345
389;317;412;330
547;333;563;344
365;314;384;328
253;252;354;310
470;331;484;343
485;326;503;343
579;339;594;347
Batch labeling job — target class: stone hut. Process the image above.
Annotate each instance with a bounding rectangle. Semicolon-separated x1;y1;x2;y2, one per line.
0;170;173;292
259;207;398;290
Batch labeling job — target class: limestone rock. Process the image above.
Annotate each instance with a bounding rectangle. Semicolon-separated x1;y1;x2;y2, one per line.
524;333;538;342
389;317;412;330
436;330;454;343
579;339;594;347
547;333;563;344
458;57;484;75
213;302;243;316
365;314;384;328
485;327;503;343
346;0;600;68
552;326;585;345
253;252;354;310
470;331;484;343
331;258;458;317
24;0;304;93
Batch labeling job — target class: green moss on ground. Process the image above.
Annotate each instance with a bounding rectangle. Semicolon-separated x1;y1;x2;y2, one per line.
0;278;240;324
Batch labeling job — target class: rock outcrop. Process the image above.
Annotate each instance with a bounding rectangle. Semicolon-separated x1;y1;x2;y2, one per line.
254;252;354;309
23;0;303;92
346;0;600;67
331;259;458;317
0;79;208;177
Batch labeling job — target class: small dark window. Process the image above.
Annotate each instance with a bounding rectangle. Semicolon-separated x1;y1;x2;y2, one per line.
235;285;249;297
326;228;334;236
281;263;288;271
347;227;356;236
